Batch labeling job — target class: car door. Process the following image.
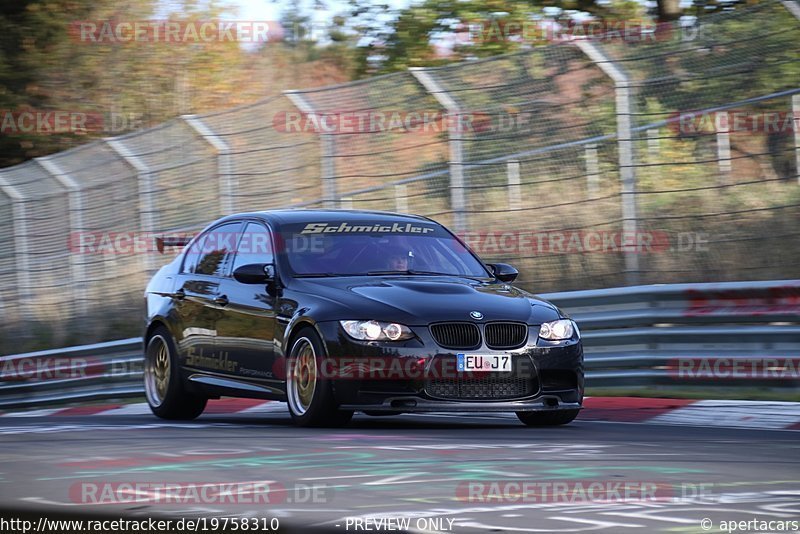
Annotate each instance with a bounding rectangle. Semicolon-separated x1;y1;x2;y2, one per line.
172;230;217;367
175;221;242;374
214;221;279;386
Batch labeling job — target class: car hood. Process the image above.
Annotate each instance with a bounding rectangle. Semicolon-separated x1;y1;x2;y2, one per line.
291;276;561;325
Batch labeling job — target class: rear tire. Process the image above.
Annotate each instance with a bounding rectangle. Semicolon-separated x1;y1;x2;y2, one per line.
516;409;579;427
144;327;207;420
286;327;354;427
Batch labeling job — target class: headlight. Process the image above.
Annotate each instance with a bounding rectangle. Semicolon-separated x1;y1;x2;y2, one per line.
538;319;577;340
340;320;414;341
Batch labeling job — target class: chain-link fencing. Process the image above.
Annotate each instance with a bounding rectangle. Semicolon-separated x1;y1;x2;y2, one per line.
1;0;798;353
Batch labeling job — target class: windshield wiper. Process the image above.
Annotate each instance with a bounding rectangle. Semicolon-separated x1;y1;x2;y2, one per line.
366;269;455;276
298;270;490;280
369;269;494;282
293;273;350;278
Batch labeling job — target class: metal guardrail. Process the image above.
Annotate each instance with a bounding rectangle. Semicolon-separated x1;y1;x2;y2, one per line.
1;280;798;409
0;338;143;408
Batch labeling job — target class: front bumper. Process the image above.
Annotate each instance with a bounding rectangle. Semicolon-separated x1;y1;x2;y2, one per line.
315;321;584;412
339;396;582;413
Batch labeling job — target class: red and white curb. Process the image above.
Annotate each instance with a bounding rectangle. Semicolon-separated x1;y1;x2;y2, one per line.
0;398;283;418
579;397;800;431
2;397;799;430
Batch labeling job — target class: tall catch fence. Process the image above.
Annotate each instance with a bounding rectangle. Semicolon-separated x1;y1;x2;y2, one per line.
1;0;799;353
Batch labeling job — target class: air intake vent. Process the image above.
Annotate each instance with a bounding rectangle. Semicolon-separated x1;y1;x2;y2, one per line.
424;354;540;401
484;322;528;349
427;376;534;400
429;322;480;350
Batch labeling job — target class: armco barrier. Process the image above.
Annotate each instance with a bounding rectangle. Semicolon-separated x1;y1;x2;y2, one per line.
0;280;798;409
0;338;143;408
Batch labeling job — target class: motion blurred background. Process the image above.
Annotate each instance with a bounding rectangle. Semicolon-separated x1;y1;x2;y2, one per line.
1;0;798;354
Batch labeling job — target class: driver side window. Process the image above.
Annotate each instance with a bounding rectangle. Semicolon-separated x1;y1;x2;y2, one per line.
195;222;243;277
232;222;274;272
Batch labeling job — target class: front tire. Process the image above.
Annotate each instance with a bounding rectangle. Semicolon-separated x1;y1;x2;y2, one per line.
286;327;353;427
516;409;579;427
144;327;207;420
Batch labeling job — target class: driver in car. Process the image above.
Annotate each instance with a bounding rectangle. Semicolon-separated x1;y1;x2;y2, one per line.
386;248;410;271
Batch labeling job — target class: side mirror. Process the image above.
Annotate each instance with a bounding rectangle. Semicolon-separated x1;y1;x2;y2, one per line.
233;263;275;284
488;263;518;283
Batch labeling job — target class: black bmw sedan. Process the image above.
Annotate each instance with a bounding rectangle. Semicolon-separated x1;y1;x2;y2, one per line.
143;210;583;427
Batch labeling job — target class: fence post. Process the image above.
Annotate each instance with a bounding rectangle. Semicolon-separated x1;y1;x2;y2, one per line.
183;115;234;215
0;175;31;322
395;184;408;213
507;160;521;211
106;138;158;273
584;145;600;196
793;94;800;185
285;91;337;209
36;157;88;317
782;1;800;182
409;68;467;234
781;0;800;20
646;129;660;163
715;112;732;180
575;41;639;285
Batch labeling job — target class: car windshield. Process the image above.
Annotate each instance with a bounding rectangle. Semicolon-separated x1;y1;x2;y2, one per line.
279;220;490;278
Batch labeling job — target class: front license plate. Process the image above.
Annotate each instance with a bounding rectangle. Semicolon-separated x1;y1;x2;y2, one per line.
457;354;512;372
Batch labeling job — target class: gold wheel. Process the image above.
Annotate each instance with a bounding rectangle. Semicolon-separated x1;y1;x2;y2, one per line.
144;335;171;407
287;337;317;416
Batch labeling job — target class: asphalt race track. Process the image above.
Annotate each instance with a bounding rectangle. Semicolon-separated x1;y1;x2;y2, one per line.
1;408;798;533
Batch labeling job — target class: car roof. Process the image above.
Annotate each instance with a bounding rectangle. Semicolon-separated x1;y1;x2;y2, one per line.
219;209;436;226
